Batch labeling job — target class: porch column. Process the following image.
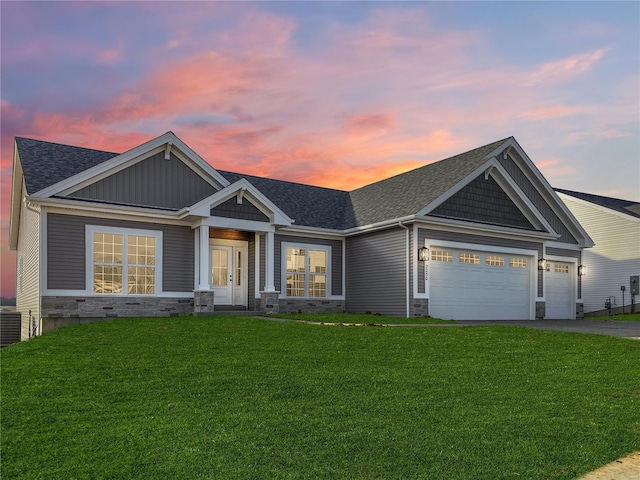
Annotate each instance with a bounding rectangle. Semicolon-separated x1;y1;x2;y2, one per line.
264;230;276;292
198;225;210;290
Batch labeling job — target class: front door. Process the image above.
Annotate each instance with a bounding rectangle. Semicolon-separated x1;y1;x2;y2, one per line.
210;240;248;307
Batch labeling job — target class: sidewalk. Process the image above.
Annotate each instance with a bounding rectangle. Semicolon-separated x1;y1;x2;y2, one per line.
578;451;640;480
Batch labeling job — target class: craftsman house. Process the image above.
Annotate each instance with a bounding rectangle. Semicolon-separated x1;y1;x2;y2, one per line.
9;132;593;337
556;189;640;315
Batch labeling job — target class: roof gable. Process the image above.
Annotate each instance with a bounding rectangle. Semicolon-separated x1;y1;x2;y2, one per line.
30;132;230;200
187;178;292;227
348;138;510;227
429;173;536;230
67;150;218;210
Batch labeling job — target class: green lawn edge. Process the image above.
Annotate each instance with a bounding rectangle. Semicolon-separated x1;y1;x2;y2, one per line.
268;312;457;324
2;316;639;479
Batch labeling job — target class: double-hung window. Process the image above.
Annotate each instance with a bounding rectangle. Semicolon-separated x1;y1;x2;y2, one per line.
88;226;161;295
283;244;330;298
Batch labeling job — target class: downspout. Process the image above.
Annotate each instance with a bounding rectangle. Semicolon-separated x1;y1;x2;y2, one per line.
398;221;410;318
24;199;42;336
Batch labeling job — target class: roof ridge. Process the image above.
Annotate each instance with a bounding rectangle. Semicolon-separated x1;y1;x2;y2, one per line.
217;169;349;194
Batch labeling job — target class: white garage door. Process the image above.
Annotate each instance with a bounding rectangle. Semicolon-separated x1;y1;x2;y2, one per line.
545;262;573;319
429;247;532;320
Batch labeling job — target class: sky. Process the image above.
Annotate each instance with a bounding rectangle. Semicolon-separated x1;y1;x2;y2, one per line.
1;1;639;297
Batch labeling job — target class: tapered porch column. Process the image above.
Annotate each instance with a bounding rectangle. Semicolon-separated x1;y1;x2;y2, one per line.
264;230;276;292
198;225;210;290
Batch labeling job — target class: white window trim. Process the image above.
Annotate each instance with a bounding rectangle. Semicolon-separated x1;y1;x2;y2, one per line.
281;242;332;299
85;225;163;296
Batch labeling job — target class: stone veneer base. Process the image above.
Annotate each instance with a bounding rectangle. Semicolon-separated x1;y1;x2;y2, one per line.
277;298;344;315
41;295;194;334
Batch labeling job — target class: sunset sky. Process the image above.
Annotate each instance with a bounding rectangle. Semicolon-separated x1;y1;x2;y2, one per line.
1;1;639;297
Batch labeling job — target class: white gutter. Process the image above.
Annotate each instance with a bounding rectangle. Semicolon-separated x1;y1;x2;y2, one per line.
26;196;183;220
398;221;411;319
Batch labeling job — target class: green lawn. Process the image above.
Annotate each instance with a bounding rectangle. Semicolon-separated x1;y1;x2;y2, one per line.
2;317;639;479
588;312;640;322
270;312;456;324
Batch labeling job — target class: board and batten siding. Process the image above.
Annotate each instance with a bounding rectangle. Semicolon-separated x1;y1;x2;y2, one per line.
274;234;343;297
16;187;40;340
47;213;194;293
418;228;544;297
559;194;640;313
499;152;578;244
346;228;407;316
69;152;218;209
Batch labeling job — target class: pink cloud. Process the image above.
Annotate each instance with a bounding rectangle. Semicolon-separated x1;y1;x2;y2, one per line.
535;157;576;178
523;48;606;86
523;105;588;121
347;113;396;137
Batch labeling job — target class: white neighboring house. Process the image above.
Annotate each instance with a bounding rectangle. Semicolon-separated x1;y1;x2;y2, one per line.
556;189;640;315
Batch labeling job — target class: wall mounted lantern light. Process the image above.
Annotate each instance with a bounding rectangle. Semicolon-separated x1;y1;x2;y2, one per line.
578;264;587;276
418;246;430;262
538;258;547;271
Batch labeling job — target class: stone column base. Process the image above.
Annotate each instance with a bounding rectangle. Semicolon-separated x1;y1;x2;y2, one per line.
535;301;545;320
260;291;280;315
194;290;215;315
576;302;584;319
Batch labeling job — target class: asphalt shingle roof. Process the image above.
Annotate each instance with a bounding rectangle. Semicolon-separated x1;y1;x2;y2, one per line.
15;135;512;230
218;170;353;230
16;137;119;194
348;138;509;226
555;188;640;219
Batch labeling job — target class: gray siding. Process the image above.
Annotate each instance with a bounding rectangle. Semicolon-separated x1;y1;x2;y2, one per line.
546;247;580;258
275;235;343;297
418;228;544;297
69;152;218;209
430;175;535;230
499;152;578;244
211;197;269;222
47;213;194;292
346;228;407;316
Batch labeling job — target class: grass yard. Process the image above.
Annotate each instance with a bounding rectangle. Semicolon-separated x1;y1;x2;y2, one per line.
588;313;640;322
2;317;639;479
270;312;456;324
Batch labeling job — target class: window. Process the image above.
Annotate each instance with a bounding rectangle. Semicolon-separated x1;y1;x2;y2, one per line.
432;250;453;262
89;226;161;295
284;244;329;297
555;264;569;274
485;255;504;266
509;257;527;268
460;253;480;264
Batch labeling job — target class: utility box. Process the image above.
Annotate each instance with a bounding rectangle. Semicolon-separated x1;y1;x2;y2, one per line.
631;276;640;296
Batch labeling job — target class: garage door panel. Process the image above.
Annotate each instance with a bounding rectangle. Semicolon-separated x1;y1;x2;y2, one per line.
430;248;532;320
545;262;573;319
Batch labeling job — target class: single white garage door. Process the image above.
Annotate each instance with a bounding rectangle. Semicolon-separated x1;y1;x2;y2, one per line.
429;247;532;320
545;262;573;319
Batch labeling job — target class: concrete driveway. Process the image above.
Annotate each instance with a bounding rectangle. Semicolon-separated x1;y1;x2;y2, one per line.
454;319;640;339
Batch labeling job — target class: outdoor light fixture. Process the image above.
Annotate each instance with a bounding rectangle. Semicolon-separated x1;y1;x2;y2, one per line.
538;258;547;271
418;246;429;262
578;264;586;276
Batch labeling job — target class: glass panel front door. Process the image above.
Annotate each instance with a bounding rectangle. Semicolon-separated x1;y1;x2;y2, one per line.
210;241;248;307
